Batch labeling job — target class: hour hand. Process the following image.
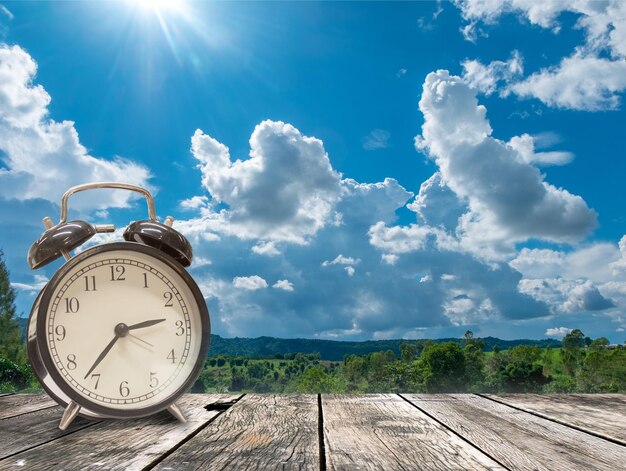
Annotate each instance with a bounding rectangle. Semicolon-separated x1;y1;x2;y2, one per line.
127;318;166;330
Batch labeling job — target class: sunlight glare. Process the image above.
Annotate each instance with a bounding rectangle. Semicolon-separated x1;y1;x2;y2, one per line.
128;0;184;15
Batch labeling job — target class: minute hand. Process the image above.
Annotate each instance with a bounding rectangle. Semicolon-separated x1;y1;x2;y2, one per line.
127;318;166;330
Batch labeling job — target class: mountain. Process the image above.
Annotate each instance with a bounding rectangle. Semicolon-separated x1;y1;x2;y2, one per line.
16;317;561;361
207;334;561;360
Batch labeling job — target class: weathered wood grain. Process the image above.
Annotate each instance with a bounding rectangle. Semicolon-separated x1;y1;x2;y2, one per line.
485;393;626;444
0;394;239;471
0;405;97;460
153;394;319;471
0;394;56;420
403;394;626;471
322;394;504;471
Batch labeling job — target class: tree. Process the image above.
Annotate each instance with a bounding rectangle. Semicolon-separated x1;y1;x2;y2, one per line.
0;249;23;364
562;329;585;351
400;342;418;362
463;343;485;391
420;342;466;392
295;366;344;393
561;328;587;375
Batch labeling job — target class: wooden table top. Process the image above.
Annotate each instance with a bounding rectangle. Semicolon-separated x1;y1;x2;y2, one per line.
0;392;624;470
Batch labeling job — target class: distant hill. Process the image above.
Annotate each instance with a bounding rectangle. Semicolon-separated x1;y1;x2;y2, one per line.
16;317;561;361
207;334;561;360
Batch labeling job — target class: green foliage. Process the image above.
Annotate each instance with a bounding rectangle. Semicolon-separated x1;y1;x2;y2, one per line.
0;249;24;364
192;327;623;394
0;357;33;393
420;342;466;392
294;366;345;393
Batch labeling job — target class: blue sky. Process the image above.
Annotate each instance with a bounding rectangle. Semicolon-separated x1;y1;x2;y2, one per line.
2;0;626;342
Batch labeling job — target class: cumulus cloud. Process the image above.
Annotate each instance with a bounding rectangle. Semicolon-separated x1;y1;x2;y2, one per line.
362;129;390;150
545;326;572;338
408;172;465;231
252;241;281;256
462;50;523;95
273;279;294;291
322;254;360;267
519;278;615;314
509;54;626;111
233;275;268;290
0;44;151;209
507;134;573;167
189;120;342;243
415;70;596;259
455;0;626;110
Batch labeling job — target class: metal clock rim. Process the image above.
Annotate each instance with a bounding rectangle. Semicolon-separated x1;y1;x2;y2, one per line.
34;241;210;419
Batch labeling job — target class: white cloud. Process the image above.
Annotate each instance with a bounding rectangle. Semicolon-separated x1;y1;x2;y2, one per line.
368;222;434;254
462;50;523;95
232;275;268;290
0;44;151;210
455;0;626;110
519;278;615;314
345;266;356;277
415;70;596;259
511;244;619;282
382;253;398;265
322;254;360;267
179;195;209;211
396;68;407;78
545;326;572;338
408;172;465;231
252;241;281;256
362;129;390;150
189;120;342;243
509;54;626;111
11;274;48;292
273;279;294;291
508;134;573;167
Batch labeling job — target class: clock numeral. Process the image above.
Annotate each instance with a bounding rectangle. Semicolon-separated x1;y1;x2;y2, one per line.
119;381;130;397
163;292;174;307
64;297;80;313
66;354;77;370
175;320;185;336
55;325;66;341
110;265;126;281
83;275;97;291
167;349;177;364
143;272;149;288
150;372;159;388
91;374;101;390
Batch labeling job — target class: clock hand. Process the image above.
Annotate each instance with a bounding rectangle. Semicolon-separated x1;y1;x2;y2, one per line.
127;318;166;330
128;333;154;348
84;334;120;379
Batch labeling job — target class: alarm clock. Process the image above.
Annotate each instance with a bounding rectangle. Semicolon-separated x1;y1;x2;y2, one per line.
26;182;210;430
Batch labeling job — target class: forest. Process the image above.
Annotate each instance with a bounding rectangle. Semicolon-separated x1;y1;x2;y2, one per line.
1;250;624;395
189;330;626;394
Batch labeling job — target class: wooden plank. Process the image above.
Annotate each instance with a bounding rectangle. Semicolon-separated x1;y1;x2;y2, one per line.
0;394;238;471
153;394;319;471
0;405;97;460
403;394;626;471
323;394;504;471
485;393;626;444
0;394;56;420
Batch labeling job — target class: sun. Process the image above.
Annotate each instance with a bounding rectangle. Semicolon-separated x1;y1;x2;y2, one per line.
127;0;184;14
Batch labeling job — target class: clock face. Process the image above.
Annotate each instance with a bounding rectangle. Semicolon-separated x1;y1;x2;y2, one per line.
38;244;208;414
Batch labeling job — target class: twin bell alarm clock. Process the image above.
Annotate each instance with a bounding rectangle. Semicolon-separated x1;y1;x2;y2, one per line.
26;182;210;430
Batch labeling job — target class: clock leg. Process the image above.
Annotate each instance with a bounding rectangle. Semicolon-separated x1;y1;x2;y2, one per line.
167;402;187;423
59;400;81;430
